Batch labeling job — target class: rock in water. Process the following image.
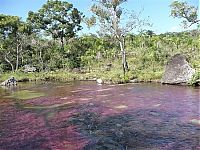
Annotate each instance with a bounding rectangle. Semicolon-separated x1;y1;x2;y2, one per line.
97;78;103;84
1;77;17;86
161;54;195;84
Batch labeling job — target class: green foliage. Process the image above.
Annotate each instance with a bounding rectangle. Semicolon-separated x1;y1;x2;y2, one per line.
192;60;200;69
0;29;199;84
0;14;28;72
0;71;80;82
27;0;83;43
189;70;200;86
0;14;20;36
170;1;199;28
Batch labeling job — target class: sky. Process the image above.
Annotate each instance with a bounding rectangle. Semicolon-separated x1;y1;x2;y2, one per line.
0;0;199;35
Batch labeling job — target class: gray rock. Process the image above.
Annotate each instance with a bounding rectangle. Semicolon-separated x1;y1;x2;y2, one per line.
24;65;36;73
72;68;81;73
130;79;139;83
97;78;103;84
161;54;195;84
1;77;17;86
195;79;200;86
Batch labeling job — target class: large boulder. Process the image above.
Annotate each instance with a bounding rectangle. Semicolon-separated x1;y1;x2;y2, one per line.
161;54;195;84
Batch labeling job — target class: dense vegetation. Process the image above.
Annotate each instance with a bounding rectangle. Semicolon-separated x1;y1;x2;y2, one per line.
0;0;199;84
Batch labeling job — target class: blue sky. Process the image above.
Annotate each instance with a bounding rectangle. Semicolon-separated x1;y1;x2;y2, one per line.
0;0;199;35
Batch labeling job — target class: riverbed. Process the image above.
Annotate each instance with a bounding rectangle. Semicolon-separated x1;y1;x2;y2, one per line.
0;82;199;149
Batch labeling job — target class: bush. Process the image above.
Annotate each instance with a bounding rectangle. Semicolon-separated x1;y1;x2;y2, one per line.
189;70;200;86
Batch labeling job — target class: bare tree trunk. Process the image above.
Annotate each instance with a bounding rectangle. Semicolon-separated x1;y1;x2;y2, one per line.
4;52;14;72
60;30;65;69
119;37;128;77
60;30;64;52
16;44;20;71
39;49;44;71
21;55;24;65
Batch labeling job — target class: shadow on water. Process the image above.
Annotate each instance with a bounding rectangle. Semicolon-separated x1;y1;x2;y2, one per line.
69;105;200;150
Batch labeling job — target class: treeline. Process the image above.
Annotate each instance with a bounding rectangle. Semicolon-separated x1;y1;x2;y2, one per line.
0;27;199;73
0;0;199;80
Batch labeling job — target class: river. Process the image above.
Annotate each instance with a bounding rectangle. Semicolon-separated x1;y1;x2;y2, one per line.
0;82;199;149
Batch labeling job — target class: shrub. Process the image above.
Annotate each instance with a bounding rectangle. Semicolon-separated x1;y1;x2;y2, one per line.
189;70;200;86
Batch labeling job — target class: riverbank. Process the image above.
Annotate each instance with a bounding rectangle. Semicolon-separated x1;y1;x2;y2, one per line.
1;69;199;86
0;69;164;84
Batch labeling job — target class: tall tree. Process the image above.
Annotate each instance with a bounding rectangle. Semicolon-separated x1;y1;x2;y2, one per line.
89;0;149;76
0;14;29;72
27;0;83;51
170;1;199;28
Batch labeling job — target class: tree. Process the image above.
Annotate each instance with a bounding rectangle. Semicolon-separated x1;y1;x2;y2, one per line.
170;1;199;28
27;0;83;51
89;0;149;77
0;14;29;72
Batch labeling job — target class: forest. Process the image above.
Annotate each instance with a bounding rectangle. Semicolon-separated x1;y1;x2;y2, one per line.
0;0;199;84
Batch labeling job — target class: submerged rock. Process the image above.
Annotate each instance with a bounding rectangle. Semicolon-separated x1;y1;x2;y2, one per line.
161;54;195;84
1;77;17;86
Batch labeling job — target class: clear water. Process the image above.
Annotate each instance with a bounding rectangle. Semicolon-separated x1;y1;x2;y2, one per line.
0;82;199;149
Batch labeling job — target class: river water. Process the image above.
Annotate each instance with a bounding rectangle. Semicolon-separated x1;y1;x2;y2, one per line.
0;82;199;149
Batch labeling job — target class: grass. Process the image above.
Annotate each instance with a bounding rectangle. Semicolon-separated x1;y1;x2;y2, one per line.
0;69;163;84
0;71;82;82
0;58;164;84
